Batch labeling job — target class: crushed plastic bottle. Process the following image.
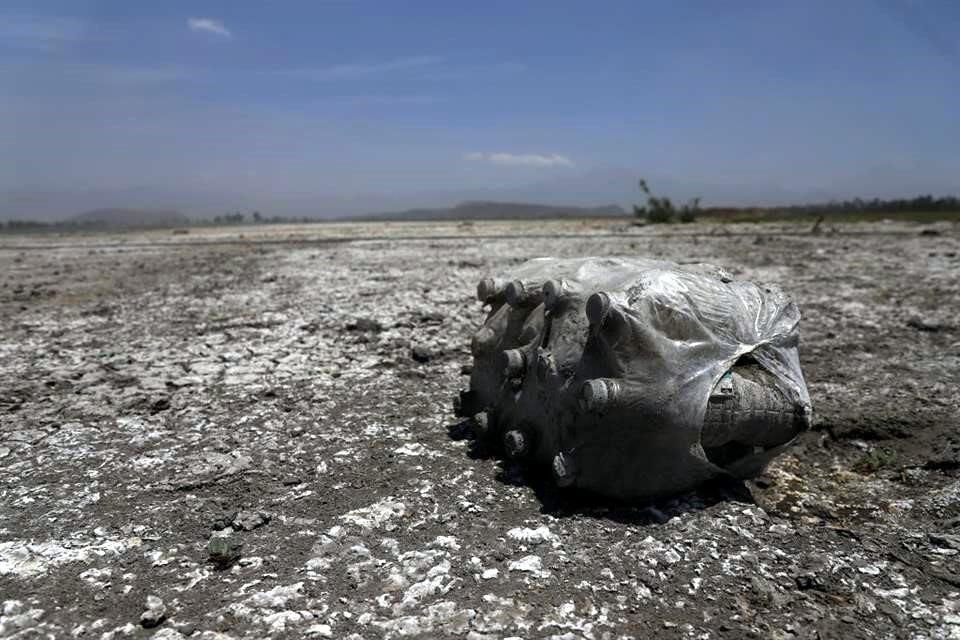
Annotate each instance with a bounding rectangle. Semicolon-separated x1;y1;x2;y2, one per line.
455;256;812;500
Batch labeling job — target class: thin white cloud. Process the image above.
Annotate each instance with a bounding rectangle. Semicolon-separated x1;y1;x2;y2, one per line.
0;15;84;50
465;152;575;168
281;56;442;81
187;17;231;38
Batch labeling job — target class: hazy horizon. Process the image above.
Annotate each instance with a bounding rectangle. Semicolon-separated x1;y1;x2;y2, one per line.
2;1;959;220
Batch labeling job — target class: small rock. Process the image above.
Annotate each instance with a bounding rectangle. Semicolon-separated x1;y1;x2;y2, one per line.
411;345;432;363
481;568;499;580
508;555;543;573
208;530;243;568
750;576;785;606
211;510;238;531
140;595;166;628
233;510;270;531
507;526;557;545
906;318;945;333
306;623;333;637
418;311;445;324
169;377;200;388
346;317;382;332
929;532;960;551
3;601;23;616
794;574;821;591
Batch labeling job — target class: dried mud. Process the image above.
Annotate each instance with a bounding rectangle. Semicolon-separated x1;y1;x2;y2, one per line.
1;219;959;639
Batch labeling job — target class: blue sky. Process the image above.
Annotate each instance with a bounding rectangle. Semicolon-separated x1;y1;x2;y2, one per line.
1;1;959;217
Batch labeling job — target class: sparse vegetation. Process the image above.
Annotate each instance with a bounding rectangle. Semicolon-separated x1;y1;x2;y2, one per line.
633;178;701;224
213;212;246;225
353;201;625;222
0;209;321;233
2;192;958;233
855;447;898;473
701;195;960;223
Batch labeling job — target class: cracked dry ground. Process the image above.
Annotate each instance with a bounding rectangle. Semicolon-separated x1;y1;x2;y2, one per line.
1;221;959;640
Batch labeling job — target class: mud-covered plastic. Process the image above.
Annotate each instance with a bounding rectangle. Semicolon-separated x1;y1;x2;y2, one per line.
459;256;812;500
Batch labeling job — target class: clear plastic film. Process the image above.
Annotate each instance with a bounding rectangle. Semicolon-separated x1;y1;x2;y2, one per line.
461;256;812;500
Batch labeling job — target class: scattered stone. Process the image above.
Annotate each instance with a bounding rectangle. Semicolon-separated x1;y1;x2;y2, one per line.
246;582;304;608
929;533;960;551
169;377;201;388
306;623;333;637
507;526;557;546
418;311;446;324
211;510;238;531
481;568;499;580
3;601;23;616
233;510;270;531
750;576;785;607
507;555;543;573
139;595;166;628
907;318;947;333
431;535;461;550
339;498;406;531
183;451;253;484
207;530;242;568
149;397;171;414
794;574;821;591
411;345;433;363
346;317;382;332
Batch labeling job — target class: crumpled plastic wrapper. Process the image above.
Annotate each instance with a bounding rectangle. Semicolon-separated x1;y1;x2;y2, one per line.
456;256;812;500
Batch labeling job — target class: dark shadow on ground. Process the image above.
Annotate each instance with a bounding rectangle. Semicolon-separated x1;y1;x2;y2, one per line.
446;417;754;526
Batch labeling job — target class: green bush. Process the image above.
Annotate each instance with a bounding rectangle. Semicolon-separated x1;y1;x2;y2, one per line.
646;206;674;224
678;198;700;223
855;447;897;473
634;178;699;224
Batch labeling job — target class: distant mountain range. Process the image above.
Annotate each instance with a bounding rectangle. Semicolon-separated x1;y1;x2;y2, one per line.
3;164;956;222
4;202;625;229
349;201;627;221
